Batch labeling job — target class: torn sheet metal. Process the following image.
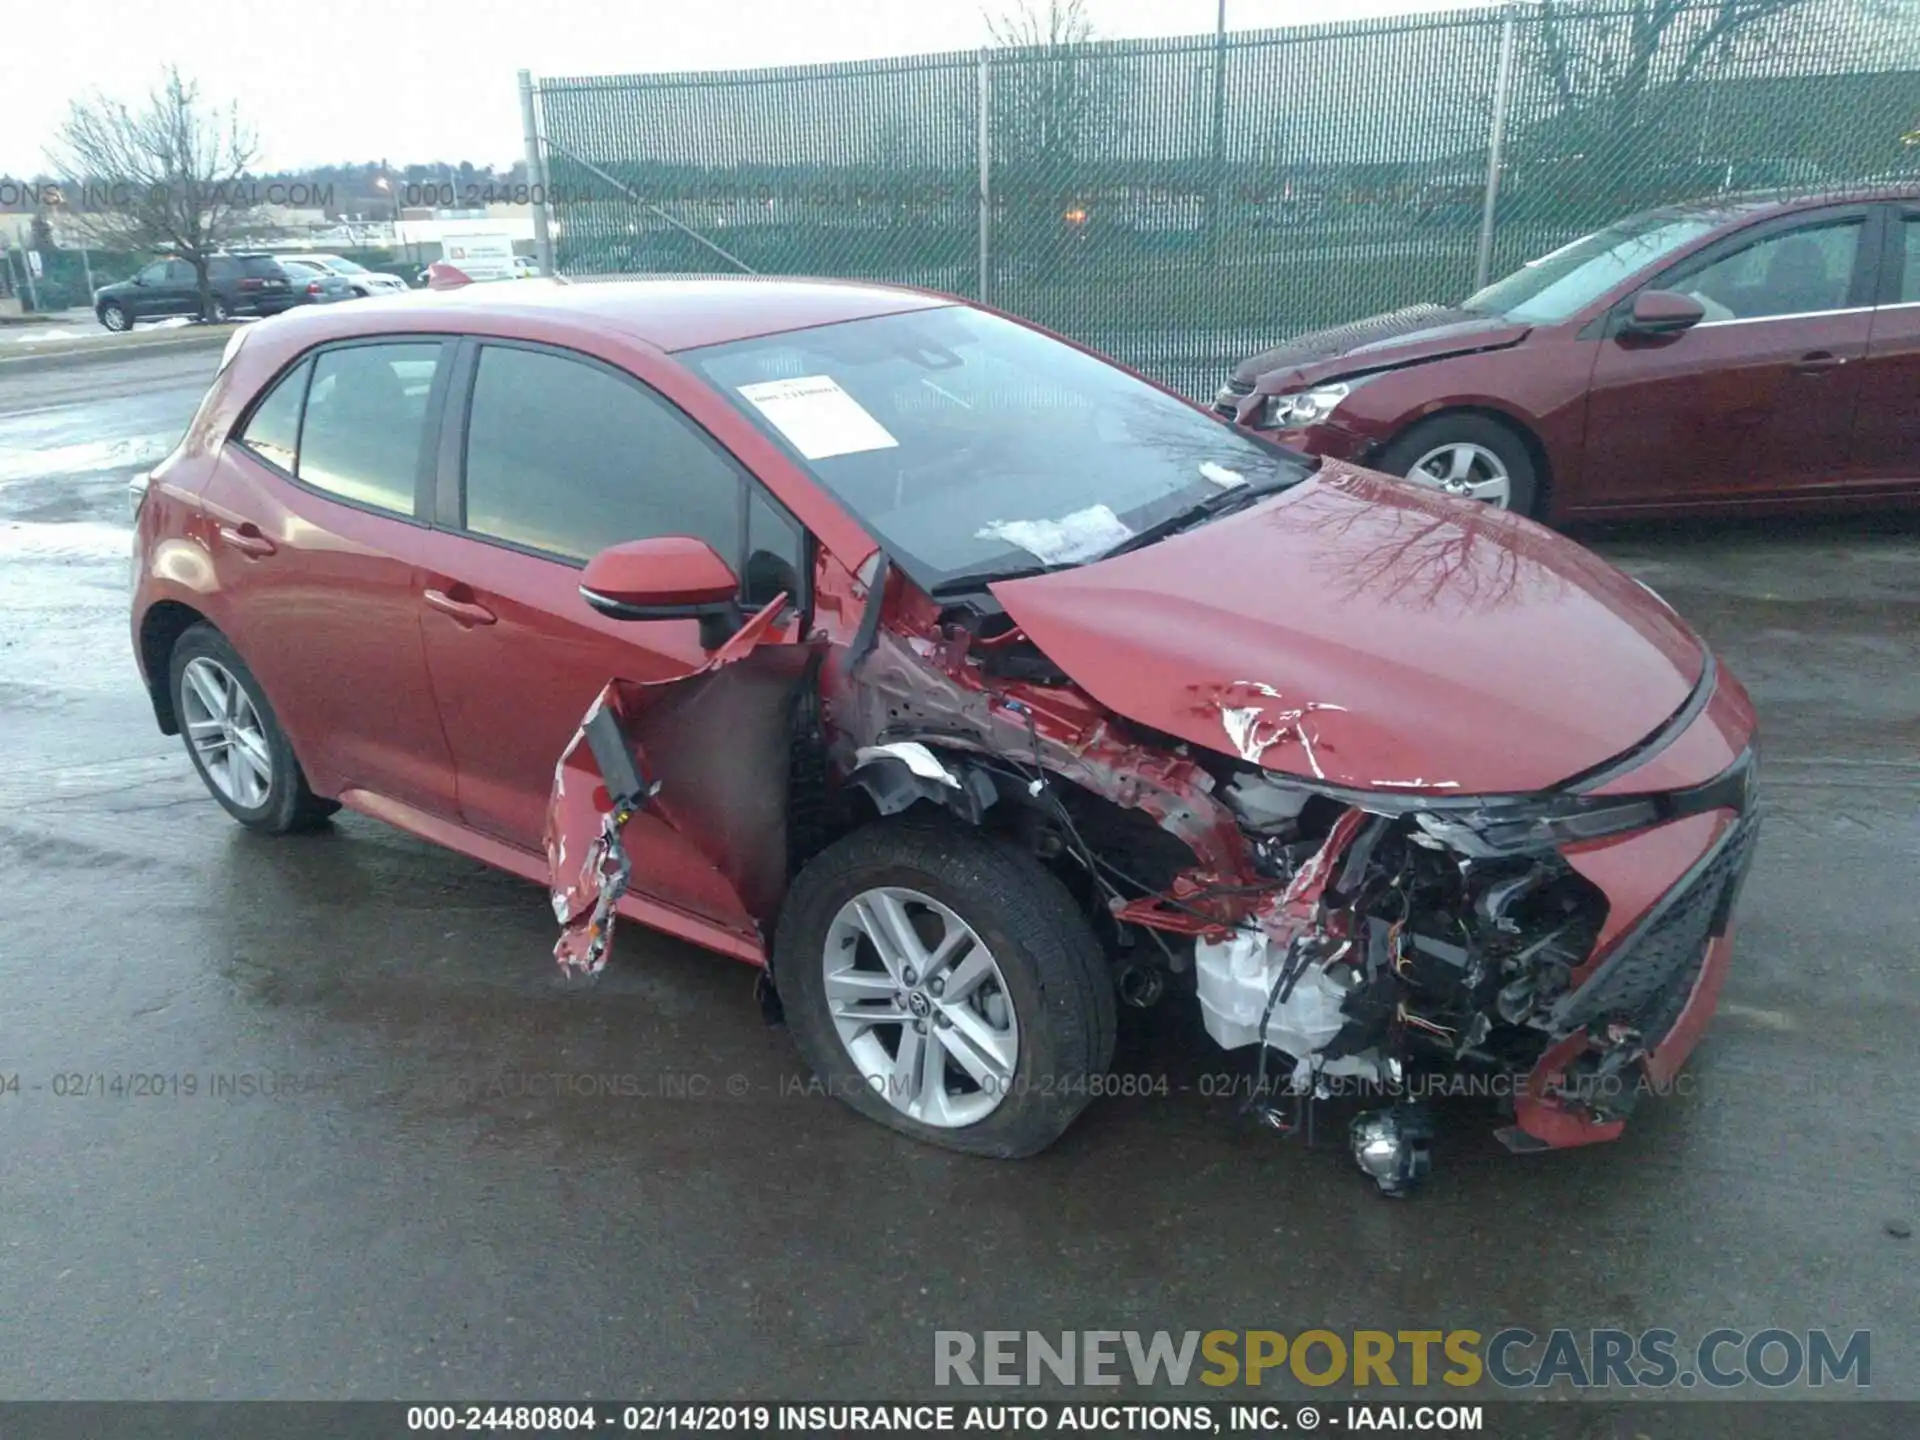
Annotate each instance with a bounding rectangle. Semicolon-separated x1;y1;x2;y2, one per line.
977;503;1132;566
547;682;651;977
545;594;796;977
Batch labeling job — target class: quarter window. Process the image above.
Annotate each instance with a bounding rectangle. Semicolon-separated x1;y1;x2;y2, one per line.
235;360;311;473
1674;220;1862;322
1897;216;1920;304
461;344;751;569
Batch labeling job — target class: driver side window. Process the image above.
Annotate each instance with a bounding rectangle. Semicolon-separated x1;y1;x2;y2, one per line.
1673;219;1862;323
461;344;804;606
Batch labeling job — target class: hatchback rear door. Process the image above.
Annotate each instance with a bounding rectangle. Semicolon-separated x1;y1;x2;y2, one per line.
1580;204;1877;507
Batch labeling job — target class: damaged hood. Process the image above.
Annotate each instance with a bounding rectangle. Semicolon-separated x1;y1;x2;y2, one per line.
990;463;1707;796
1229;304;1529;390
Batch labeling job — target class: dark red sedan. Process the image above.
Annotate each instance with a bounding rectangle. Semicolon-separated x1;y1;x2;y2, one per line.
131;277;1758;1194
1222;186;1920;520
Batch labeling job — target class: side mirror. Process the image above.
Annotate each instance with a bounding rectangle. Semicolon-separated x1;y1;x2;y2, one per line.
580;536;742;647
1623;289;1704;338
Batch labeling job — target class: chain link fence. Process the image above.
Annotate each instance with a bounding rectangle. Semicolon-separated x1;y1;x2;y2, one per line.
531;0;1920;399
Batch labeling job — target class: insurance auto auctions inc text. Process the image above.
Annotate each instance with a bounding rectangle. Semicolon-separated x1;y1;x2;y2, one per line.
934;1328;1871;1390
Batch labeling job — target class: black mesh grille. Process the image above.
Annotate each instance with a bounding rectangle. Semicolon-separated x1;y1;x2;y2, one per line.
1563;816;1760;1045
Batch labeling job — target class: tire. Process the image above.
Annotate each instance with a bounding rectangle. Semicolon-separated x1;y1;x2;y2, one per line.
168;623;338;834
98;301;130;332
775;818;1118;1158
1377;412;1540;516
207;297;231;322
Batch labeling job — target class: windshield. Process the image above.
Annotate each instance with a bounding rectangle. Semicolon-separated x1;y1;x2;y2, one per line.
1461;213;1721;325
681;306;1310;590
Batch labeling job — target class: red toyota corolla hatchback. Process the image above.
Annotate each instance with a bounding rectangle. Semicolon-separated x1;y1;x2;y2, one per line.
131;278;1759;1194
1222;186;1920;520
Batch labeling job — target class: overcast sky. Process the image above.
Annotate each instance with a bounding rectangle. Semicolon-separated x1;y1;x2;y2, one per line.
0;0;1482;176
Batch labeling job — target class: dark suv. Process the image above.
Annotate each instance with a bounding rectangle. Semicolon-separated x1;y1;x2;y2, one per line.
94;253;304;330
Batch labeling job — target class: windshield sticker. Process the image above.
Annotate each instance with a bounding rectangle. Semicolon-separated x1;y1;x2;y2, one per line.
1199;461;1245;489
737;375;899;460
976;503;1134;566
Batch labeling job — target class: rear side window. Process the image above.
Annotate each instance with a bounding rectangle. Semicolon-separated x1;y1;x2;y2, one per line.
236;360;311;472
461;344;745;565
240;256;284;278
297;344;441;514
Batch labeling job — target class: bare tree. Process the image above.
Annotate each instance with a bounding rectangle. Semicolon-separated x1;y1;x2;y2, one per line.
47;67;259;320
985;0;1102;163
1531;0;1811;146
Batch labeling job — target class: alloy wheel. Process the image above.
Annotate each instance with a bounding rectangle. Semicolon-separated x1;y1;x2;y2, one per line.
821;886;1019;1128
180;656;274;809
1406;441;1512;507
100;304;128;332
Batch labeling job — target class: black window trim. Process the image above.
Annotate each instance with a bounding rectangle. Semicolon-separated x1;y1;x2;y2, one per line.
436;334;812;618
1595;204;1882;338
1874;202;1920;308
225;333;458;528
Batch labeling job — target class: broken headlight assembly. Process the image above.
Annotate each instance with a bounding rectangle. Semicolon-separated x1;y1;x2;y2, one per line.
1411;792;1664;857
1258;381;1350;430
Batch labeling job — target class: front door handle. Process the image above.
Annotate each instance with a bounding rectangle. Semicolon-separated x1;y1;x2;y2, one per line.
1793;351;1847;374
217;523;276;557
423;587;497;626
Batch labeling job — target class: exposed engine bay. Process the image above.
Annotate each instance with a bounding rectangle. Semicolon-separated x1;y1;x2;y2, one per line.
547;540;1759;1197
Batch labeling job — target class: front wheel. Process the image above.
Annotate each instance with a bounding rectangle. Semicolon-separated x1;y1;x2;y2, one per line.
98;301;130;332
775;819;1117;1157
1377;413;1539;516
168;623;338;834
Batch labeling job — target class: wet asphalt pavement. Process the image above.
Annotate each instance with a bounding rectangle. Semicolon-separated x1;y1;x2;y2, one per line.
0;348;1914;1409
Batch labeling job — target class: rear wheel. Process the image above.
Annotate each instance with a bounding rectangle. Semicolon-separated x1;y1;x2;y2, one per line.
1378;413;1539;516
207;296;231;322
775;818;1117;1158
168;624;338;834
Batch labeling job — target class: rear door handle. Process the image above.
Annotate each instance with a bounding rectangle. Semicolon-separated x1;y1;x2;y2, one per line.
1793;351;1847;374
217;523;276;557
423;587;497;626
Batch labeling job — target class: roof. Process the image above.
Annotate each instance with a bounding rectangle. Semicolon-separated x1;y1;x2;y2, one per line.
322;274;957;351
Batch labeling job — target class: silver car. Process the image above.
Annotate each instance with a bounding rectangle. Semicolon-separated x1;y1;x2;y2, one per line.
280;253;410;298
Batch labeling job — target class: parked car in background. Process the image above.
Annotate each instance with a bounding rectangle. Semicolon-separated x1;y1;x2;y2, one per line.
1222;185;1920;520
283;254;411;297
94;252;304;330
130;276;1758;1193
279;258;350;305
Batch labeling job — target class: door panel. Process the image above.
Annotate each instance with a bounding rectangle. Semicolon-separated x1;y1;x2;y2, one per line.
1583;312;1870;504
201;450;456;812
1580;213;1872;506
1853;211;1920;487
411;526;776;934
414;339;810;935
